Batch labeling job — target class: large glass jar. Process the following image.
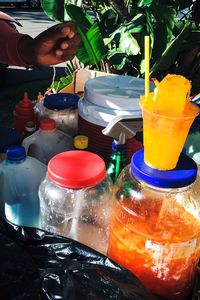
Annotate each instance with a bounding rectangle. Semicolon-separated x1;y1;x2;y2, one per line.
39;150;113;255
107;149;200;300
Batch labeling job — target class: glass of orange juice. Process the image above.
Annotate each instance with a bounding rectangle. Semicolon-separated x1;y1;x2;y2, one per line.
140;74;199;170
142;104;199;170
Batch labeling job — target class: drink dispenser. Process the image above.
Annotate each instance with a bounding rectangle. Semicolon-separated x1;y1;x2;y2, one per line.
107;149;200;300
78;75;154;163
39;150;113;255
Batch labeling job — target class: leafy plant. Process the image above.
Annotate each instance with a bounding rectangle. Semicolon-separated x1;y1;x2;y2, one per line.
41;0;200;94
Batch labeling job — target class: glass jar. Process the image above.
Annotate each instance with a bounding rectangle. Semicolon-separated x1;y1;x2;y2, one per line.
107;149;200;300
39;150;113;255
35;93;79;136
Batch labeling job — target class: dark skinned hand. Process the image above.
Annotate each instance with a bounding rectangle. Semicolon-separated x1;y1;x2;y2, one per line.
18;22;81;66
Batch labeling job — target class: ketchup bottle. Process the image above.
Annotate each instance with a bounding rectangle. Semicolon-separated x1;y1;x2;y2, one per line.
13;92;38;133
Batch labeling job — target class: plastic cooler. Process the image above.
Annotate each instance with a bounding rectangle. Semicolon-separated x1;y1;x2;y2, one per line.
78;75;149;163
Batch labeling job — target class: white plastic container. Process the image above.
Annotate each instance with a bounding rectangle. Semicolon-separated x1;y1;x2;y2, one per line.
22;118;73;165
78;75;144;127
0;146;47;228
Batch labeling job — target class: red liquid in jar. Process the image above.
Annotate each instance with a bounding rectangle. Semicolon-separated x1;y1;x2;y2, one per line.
108;197;200;300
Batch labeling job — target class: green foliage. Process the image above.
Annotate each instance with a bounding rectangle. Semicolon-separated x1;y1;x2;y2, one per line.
66;4;108;67
41;0;71;22
41;0;200;94
50;75;73;92
151;22;191;74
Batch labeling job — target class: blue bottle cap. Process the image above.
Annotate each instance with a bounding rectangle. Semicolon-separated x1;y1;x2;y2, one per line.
112;140;126;152
7;146;26;161
44;93;80;110
131;149;197;188
0;127;22;153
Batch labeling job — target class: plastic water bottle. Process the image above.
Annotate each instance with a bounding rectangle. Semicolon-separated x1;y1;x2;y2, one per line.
22;118;73;165
0;146;47;227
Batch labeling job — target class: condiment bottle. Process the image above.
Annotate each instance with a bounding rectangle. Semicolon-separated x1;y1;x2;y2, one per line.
74;135;88;150
106;133;127;183
107;149;200;300
0;146;47;227
13;92;38;133
22;118;73;165
39;150;113;255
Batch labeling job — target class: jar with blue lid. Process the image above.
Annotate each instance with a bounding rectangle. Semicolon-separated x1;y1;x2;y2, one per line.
35;93;80;136
107;149;200;300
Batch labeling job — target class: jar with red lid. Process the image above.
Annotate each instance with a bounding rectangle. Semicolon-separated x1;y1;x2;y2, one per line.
39;150;113;255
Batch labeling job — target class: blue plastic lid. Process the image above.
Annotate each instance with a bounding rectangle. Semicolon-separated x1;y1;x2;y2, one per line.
112;140;126;152
131;149;197;188
7;146;26;161
0;127;22;153
44;93;80;110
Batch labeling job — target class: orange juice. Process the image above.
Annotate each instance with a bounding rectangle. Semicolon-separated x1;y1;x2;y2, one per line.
140;75;199;170
142;106;198;170
108;196;200;300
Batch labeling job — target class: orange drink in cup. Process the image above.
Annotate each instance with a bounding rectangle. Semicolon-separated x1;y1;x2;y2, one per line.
140;74;199;170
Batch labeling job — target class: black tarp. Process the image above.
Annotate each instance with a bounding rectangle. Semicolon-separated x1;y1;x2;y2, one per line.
0;217;161;300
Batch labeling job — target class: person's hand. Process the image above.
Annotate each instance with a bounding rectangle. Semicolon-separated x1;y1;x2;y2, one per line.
18;22;81;66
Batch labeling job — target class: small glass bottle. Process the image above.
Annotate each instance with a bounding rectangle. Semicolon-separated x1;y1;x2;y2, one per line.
108;149;200;300
106;133;127;183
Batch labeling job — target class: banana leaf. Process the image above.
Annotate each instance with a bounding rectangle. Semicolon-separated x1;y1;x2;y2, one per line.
119;27;140;56
150;22;191;74
137;0;154;7
40;0;81;22
65;4;108;66
151;4;176;62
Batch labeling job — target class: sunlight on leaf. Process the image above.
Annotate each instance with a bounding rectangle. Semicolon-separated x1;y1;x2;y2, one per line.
41;0;76;22
66;4;108;66
119;28;140;56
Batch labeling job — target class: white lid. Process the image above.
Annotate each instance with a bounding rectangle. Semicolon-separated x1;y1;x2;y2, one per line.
78;97;142;127
84;75;153;110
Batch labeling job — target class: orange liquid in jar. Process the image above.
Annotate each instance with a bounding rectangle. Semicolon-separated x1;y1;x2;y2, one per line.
108;197;200;300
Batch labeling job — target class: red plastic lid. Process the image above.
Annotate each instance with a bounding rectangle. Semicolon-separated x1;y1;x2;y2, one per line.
40;118;56;130
47;150;106;188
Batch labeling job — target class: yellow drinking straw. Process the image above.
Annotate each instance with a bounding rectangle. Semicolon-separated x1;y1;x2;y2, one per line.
145;36;150;98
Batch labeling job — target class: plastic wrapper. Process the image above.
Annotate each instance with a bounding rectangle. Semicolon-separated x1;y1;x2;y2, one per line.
0;217;161;300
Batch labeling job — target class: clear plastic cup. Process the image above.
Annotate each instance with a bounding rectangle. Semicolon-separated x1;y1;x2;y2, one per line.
142;105;199;170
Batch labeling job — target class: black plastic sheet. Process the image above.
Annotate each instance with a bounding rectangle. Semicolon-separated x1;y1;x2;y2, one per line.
0;217;161;300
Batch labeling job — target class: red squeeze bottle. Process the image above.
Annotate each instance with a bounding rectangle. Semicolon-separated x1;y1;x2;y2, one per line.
13;92;38;133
